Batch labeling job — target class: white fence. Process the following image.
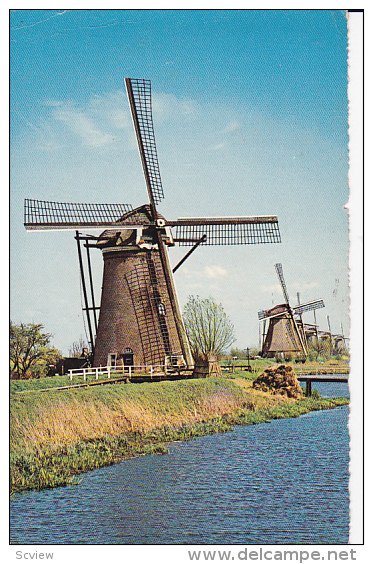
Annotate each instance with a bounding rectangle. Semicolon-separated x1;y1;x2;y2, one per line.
68;364;174;381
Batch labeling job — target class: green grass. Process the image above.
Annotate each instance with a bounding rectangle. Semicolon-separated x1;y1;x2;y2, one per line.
10;357;349;394
221;358;276;373
10;374;88;392
221;358;349;374
10;376;348;494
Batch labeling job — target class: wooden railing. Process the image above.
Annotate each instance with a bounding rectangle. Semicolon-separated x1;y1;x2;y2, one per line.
294;366;349;375
67;364;187;381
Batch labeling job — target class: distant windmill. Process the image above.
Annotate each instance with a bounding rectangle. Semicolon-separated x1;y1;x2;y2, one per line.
258;263;325;358
24;78;281;371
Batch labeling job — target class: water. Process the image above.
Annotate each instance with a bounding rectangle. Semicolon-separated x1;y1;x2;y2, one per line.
10;381;349;545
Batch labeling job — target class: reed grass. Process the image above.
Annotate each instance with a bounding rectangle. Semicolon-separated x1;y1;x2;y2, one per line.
10;377;348;493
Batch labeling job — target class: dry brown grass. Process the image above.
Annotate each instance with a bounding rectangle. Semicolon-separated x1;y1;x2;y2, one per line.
11;379;251;453
233;377;295;409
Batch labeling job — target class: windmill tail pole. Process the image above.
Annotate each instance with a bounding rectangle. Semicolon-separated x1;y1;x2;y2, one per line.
75;231;95;355
84;241;98;333
314;309;319;345
172;235;207;273
261;319;267;356
291;310;307;358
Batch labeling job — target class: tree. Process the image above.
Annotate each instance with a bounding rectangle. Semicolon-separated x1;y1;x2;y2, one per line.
230;346;260;360
307;339;332;360
10;322;61;379
68;336;89;358
183;296;235;361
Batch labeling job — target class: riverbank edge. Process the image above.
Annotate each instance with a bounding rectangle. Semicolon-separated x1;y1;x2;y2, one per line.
11;395;348;494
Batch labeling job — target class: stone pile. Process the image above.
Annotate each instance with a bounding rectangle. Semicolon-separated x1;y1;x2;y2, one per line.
253;364;303;398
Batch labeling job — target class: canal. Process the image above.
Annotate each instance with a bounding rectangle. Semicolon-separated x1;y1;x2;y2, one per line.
10;381;349;545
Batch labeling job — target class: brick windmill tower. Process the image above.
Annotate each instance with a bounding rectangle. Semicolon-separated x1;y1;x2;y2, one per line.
258;263;325;359
24;78;281;371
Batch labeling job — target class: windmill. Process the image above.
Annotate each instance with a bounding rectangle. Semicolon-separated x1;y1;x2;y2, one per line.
24;78;281;372
258;263;325;359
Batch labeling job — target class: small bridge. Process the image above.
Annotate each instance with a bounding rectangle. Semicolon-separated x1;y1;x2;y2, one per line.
297;374;349;396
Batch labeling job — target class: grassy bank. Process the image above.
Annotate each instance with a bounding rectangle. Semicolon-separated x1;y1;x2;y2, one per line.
10;358;349;394
10;374;102;392
221;358;349;375
11;377;348;494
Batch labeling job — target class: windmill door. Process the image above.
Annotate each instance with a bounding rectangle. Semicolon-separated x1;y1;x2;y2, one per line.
123;348;134;366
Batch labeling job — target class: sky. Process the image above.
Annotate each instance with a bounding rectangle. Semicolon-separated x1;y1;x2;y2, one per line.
10;9;349;354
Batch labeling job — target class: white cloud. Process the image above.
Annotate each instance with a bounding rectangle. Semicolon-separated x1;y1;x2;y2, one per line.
41;91;132;149
152;93;199;121
39;89;200;150
204;265;228;279
223;120;240;133
88;91;129;130
52;106;114;147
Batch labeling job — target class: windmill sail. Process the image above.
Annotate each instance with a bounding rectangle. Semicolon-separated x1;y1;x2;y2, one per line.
293;299;325;315
171;216;280;245
259;299;325;319
275;263;290;304
125;78;164;209
24;199;133;230
125;77;194;366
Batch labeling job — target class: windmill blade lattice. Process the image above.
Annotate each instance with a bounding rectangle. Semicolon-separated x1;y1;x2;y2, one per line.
125;78;164;207
275;263;290;304
293;299;325;315
24;199;133;230
171;216;281;246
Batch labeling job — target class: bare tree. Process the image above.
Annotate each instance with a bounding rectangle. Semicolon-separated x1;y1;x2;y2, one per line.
230;347;260;359
68;336;89;358
183;296;235;361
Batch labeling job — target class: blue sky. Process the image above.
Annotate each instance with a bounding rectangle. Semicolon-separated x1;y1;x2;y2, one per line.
10;9;349;353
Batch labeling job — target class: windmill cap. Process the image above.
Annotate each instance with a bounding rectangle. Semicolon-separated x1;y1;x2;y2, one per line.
96;204;167;248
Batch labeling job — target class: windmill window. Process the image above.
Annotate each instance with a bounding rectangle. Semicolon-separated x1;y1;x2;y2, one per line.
108;353;117;368
158;303;166;316
123;348;134;366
